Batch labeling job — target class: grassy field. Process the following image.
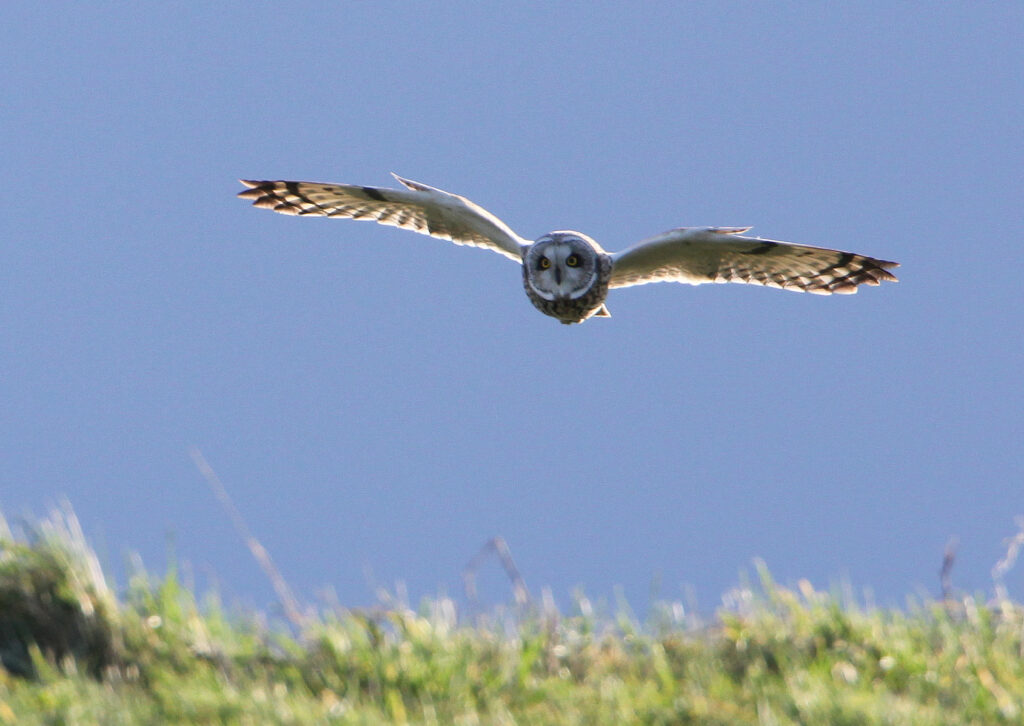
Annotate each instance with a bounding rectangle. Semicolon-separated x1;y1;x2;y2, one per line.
2;507;1024;725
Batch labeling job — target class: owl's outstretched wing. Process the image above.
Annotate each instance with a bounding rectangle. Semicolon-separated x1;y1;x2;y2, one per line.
238;174;528;262
608;227;898;294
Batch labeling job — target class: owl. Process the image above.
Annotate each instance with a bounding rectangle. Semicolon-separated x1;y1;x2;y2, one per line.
238;174;898;324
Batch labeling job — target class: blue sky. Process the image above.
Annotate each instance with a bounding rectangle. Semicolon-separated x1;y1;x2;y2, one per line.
3;3;1022;614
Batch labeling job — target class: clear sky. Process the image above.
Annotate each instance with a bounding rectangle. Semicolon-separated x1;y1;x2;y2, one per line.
3;3;1022;615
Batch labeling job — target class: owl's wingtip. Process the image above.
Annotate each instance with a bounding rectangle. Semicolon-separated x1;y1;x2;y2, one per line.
237;182;268;200
873;259;900;283
237;180;268;199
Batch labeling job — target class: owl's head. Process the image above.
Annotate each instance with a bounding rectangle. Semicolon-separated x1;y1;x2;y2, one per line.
523;232;606;302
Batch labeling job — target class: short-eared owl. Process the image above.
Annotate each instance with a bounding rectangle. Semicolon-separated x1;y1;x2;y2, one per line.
238;174;898;324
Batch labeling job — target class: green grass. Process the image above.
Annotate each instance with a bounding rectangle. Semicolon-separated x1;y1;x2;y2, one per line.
2;506;1024;725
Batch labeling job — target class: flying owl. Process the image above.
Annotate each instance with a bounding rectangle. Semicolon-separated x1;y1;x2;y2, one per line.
238;174;898;324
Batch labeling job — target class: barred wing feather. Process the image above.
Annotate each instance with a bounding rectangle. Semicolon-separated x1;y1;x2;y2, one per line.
609;227;898;294
238;174;527;262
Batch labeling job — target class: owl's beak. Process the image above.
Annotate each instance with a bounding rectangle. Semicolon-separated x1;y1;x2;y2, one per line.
553;267;562;285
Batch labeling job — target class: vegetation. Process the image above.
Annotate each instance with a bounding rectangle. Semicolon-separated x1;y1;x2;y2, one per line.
2;506;1024;725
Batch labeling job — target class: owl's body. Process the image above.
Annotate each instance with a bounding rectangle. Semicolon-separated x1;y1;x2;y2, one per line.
238;174;898;324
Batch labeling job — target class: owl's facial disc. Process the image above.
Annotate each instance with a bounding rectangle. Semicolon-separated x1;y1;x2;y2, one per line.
527;236;598;301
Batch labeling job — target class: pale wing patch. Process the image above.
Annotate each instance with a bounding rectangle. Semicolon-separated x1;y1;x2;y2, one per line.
238;178;526;262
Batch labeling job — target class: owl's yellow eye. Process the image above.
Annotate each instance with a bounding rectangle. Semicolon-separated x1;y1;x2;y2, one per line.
539;257;551;269
566;255;579;267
